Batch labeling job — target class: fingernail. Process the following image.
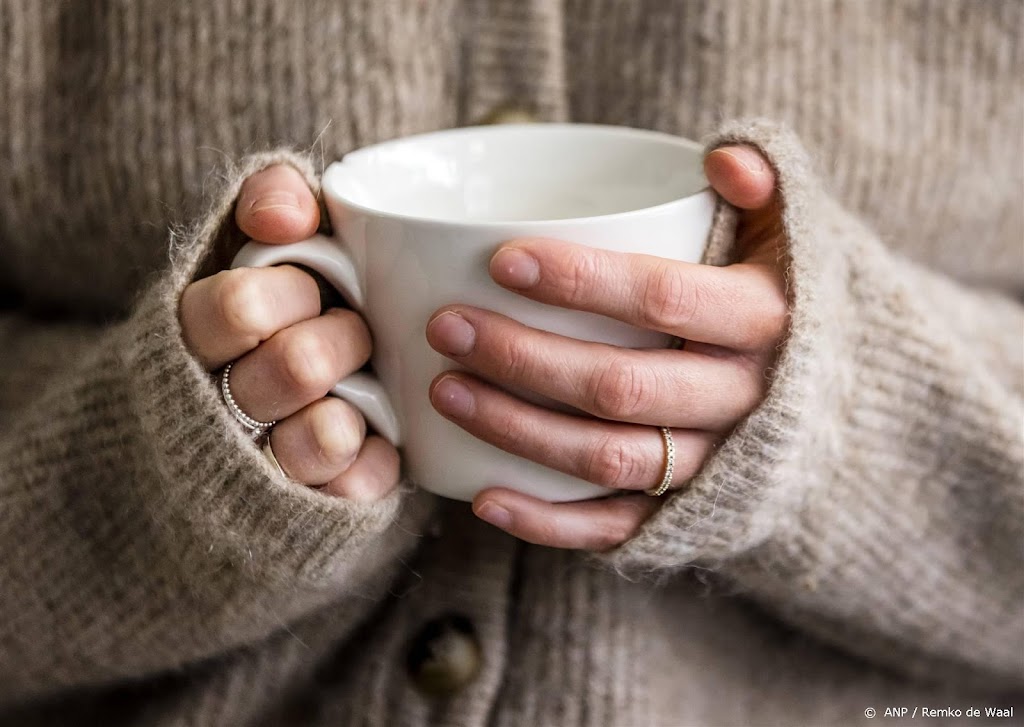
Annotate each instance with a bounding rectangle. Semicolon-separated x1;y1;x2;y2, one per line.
426;311;476;356
490;248;540;289
710;148;767;176
476;502;512;530
250;190;300;213
432;375;474;419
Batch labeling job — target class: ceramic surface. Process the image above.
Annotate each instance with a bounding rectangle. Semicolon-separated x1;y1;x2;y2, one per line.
234;124;716;502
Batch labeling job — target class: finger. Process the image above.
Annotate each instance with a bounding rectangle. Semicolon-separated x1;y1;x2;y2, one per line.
228;308;372;422
702;145;776;211
322;435;401;502
472;489;659;551
488;239;788;350
181;265;323;370
267;397;366;485
236;164;321;244
425;307;764;430
430;372;715;491
703;145;785;261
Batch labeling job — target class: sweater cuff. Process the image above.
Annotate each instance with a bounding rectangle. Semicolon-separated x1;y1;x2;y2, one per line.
118;150;412;585
596;120;836;576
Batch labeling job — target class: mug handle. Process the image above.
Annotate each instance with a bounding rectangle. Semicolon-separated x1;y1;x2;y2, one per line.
231;235;403;446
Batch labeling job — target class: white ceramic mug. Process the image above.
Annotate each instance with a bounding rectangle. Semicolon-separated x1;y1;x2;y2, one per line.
233;124;715;502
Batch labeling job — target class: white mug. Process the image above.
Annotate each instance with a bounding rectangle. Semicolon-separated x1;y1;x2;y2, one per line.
233;124;716;502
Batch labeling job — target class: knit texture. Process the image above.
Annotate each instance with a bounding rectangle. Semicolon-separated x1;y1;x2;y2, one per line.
0;1;1021;726
0;148;433;705
594;119;1024;688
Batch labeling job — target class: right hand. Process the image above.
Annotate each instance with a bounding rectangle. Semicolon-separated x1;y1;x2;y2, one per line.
179;164;400;502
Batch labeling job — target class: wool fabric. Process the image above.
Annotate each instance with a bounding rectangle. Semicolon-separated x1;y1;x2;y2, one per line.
0;2;1022;726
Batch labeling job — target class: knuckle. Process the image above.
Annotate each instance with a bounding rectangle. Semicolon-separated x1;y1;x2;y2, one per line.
309;403;362;470
492;407;524;446
638;263;699;331
588;356;652;420
216;269;274;342
498;335;534;381
278;330;337;397
584;435;646;489
561;251;602;306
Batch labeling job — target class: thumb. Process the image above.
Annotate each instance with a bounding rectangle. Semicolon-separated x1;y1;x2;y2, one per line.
703;145;776;211
235;164;321;244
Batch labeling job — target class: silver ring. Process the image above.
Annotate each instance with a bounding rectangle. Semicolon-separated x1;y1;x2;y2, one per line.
220;361;276;438
262;436;290;480
645;426;675;497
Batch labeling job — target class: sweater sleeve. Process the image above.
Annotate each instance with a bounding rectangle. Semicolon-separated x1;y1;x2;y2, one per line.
0;150;429;705
595;120;1024;690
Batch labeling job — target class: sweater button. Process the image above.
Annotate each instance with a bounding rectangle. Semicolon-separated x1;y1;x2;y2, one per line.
406;612;481;696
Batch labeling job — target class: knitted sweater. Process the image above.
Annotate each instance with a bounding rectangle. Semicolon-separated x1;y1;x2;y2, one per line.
0;1;1022;726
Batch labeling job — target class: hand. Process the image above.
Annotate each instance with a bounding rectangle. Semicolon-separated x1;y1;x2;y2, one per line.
179;165;400;501
426;145;786;550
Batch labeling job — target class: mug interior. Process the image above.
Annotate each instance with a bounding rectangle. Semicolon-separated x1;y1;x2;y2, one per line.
324;124;707;223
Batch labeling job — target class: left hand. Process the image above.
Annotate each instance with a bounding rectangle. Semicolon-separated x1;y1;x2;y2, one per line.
425;145;787;550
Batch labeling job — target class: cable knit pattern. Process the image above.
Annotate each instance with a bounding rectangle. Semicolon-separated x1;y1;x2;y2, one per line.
0;2;1021;726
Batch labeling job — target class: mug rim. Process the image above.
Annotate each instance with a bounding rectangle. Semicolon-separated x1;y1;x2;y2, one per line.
323;123;713;229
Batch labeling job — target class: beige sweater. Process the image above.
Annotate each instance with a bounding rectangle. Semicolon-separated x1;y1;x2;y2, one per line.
0;1;1022;725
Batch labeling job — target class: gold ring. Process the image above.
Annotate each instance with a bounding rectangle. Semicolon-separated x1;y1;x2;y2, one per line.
261;436;290;480
645;426;675;497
